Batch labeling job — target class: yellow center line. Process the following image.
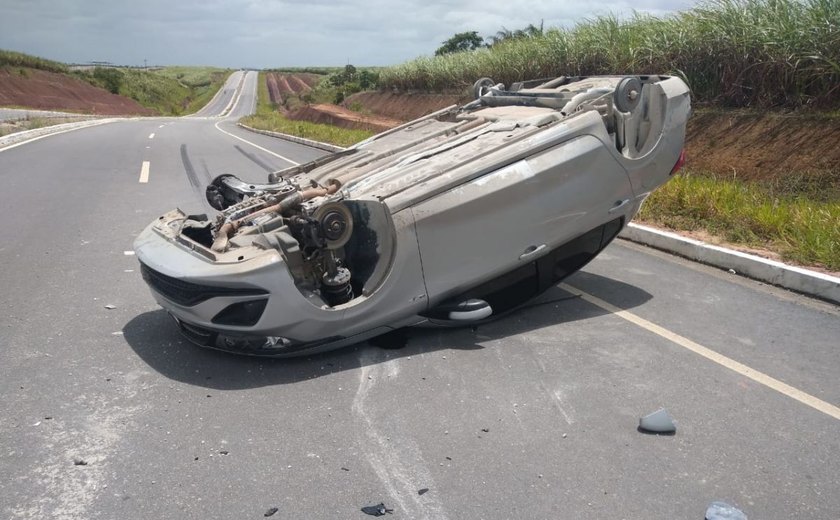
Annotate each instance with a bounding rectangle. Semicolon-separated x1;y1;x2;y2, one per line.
560;283;840;421
138;161;150;183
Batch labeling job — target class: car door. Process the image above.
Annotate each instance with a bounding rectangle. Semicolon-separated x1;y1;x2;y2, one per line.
412;133;633;307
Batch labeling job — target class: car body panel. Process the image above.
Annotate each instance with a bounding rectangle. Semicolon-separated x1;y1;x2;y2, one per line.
134;74;691;356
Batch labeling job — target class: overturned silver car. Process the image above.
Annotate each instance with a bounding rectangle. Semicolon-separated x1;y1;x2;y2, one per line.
135;75;690;356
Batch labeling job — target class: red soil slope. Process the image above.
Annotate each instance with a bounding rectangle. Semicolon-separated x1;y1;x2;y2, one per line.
341;91;840;182
0;68;155;115
265;72;318;101
345;91;466;122
288;104;402;133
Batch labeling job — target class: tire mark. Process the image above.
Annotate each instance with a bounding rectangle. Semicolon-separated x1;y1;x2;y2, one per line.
179;144;202;189
233;144;276;172
352;349;449;520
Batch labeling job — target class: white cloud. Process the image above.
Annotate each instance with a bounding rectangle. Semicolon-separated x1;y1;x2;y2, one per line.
0;0;697;67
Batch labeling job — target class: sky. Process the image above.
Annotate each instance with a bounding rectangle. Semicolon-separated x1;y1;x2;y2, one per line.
0;0;696;68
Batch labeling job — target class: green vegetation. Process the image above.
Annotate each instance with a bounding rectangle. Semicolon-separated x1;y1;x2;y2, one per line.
324;65;380;103
381;0;840;109
639;170;840;270
73;66;229;115
435;31;485;56
267;65;380;107
0;49;68;73
434;24;546;55
241;72;374;148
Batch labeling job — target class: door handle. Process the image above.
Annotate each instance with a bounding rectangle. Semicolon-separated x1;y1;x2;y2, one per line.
519;244;546;260
609;198;631;213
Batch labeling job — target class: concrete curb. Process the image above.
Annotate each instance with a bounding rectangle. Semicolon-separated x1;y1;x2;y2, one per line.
620;222;840;304
0;118;120;151
236;123;347;153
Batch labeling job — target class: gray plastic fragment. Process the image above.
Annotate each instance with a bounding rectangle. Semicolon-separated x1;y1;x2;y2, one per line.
705;501;747;520
639;408;677;433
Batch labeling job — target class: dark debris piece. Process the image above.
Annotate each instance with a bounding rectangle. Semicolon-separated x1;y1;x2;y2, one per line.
264;507;279;517
73;458;88;466
361;503;394;516
341;467;350;471
418;488;429;496
481;428;489;433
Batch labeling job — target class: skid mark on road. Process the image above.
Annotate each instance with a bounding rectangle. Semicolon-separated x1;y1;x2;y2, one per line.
213;120;299;166
551;389;577;425
8;374;149;520
352;350;449;520
234;144;277;172
561;283;840;421
180;144;206;190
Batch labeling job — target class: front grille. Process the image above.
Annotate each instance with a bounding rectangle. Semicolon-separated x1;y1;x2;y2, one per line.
140;262;268;306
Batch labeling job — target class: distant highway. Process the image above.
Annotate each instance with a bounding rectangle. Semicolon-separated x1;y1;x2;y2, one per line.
1;71;838;520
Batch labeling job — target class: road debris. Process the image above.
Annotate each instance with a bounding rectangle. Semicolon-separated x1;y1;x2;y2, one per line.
639;408;677;434
104;304;116;310
705;501;747;519
361;503;394;516
73;458;88;466
418;488;429;495
264;507;279;517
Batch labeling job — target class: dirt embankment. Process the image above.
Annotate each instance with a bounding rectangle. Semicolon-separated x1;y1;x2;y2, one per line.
265;72;321;106
322;92;839;183
345;91;467;122
288;104;403;133
685;111;840;181
282;91;466;133
0;67;155;116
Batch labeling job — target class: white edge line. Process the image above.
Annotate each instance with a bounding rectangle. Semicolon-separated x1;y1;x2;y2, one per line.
560;282;840;421
0;119;118;153
138;161;150;183
214;119;299;166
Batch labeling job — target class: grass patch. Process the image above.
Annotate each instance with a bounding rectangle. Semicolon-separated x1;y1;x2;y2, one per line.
0;49;67;73
241;72;374;148
639;170;840;270
380;0;840;109
72;66;229;115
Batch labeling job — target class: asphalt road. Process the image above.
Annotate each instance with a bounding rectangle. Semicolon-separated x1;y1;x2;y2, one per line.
1;71;838;520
